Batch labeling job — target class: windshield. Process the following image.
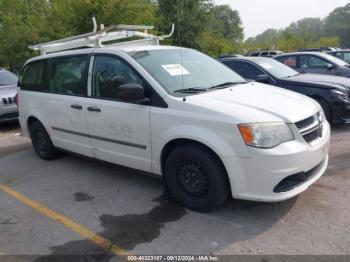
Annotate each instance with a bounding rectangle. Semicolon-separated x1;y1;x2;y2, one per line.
129;49;246;94
255;58;300;78
322;53;349;67
0;71;18;86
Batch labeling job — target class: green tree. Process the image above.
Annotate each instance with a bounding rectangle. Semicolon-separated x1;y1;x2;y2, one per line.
156;0;213;49
325;3;350;47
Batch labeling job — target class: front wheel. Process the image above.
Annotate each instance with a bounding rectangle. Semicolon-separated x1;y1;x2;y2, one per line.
29;121;60;160
164;145;230;212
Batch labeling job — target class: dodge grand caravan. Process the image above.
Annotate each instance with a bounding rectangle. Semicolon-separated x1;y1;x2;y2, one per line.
18;31;330;212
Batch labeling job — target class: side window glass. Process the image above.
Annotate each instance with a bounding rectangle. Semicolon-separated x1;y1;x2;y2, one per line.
343;53;350;62
301;56;328;69
278;56;297;68
299;56;309;68
309;57;329;69
335;52;343;59
243;63;264;80
284;56;297;68
226;61;263;80
19;61;45;90
93;56;144;100
49;56;88;95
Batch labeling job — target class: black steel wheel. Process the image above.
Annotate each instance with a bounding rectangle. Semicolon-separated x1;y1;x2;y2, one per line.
164;144;230;212
29;121;60;160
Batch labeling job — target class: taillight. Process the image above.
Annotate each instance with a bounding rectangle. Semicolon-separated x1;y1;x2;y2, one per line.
14;93;19;108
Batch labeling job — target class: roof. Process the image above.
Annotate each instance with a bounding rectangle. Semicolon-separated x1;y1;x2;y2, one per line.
218;56;273;63
25;44;182;65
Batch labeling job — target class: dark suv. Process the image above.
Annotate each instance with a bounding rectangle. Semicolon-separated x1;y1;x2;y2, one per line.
218;56;350;123
275;52;350;77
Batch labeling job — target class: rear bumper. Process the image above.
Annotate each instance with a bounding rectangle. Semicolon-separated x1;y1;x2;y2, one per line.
223;121;330;202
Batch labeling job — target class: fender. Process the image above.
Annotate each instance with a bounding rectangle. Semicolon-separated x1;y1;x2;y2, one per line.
151;124;250;175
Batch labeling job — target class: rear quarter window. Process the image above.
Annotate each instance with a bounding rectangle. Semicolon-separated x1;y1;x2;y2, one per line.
19;61;45;90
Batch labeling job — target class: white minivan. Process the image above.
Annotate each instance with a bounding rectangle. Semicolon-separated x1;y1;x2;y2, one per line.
18;42;330;212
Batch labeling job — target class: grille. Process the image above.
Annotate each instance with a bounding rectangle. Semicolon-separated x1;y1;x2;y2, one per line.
1;97;16;105
303;127;323;143
295;113;323;144
295;116;315;129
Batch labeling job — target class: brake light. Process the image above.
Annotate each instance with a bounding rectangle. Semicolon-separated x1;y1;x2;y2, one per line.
14;93;19;108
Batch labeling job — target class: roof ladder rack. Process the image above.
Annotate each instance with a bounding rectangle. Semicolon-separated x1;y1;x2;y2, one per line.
29;17;174;55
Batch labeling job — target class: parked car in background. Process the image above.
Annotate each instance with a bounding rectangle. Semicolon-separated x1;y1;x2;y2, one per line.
297;47;340;53
275;52;350;77
18;25;330;212
0;69;18;123
219;56;350;123
218;54;244;59
248;50;283;57
328;50;350;64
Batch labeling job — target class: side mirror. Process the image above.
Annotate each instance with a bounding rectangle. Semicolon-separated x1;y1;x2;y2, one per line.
118;83;145;102
327;63;334;70
256;74;270;84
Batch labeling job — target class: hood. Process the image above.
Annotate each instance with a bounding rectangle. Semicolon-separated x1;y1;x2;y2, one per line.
285;73;350;91
0;84;17;96
187;82;319;124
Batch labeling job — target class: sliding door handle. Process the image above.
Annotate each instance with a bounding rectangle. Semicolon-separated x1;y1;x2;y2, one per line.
71;104;83;110
87;106;101;112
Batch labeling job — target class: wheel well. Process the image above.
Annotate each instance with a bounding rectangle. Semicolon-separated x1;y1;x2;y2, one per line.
27;116;40;130
310;95;332;116
161;139;230;188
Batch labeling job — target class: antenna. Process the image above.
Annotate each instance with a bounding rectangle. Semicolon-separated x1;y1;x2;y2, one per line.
176;0;185;93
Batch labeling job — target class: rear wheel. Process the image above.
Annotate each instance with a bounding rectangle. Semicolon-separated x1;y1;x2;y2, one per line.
315;98;331;122
164;145;230;212
29;121;60;160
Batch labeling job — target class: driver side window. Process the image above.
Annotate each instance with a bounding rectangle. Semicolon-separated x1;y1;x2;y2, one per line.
300;56;329;69
92;55;144;100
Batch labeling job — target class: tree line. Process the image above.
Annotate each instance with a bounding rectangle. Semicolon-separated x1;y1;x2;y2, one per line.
1;0;350;72
0;0;243;71
246;3;350;53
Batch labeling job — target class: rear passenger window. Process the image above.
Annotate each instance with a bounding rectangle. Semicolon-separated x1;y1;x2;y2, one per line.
19;61;45;90
49;56;88;95
278;56;297;68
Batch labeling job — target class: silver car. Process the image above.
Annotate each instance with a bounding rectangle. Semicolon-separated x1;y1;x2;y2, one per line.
0;69;18;122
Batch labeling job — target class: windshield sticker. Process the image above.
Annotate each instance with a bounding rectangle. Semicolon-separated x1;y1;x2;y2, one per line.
161;64;190;76
260;63;274;70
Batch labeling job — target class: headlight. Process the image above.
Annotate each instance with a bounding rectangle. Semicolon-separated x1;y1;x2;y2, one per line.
316;110;325;123
238;123;294;149
331;89;349;100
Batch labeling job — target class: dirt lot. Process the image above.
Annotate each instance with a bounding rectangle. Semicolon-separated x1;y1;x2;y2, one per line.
0;121;349;260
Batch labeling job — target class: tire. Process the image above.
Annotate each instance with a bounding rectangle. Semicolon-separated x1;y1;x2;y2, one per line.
29;121;60;160
164;145;230;212
315;98;331;122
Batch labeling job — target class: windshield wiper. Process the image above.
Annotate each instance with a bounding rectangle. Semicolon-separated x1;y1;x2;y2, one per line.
285;73;300;78
173;87;207;94
208;81;247;90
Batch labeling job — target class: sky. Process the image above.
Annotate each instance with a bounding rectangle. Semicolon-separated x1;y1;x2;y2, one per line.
215;0;350;38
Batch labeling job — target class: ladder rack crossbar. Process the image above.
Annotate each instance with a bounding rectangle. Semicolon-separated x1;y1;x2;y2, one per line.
29;19;174;55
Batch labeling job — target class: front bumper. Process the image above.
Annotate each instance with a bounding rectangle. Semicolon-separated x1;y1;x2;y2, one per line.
331;99;350;123
223;120;330;202
0;104;18;123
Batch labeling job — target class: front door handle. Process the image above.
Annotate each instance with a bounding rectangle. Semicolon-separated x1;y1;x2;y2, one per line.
71;104;83;110
87;106;101;112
